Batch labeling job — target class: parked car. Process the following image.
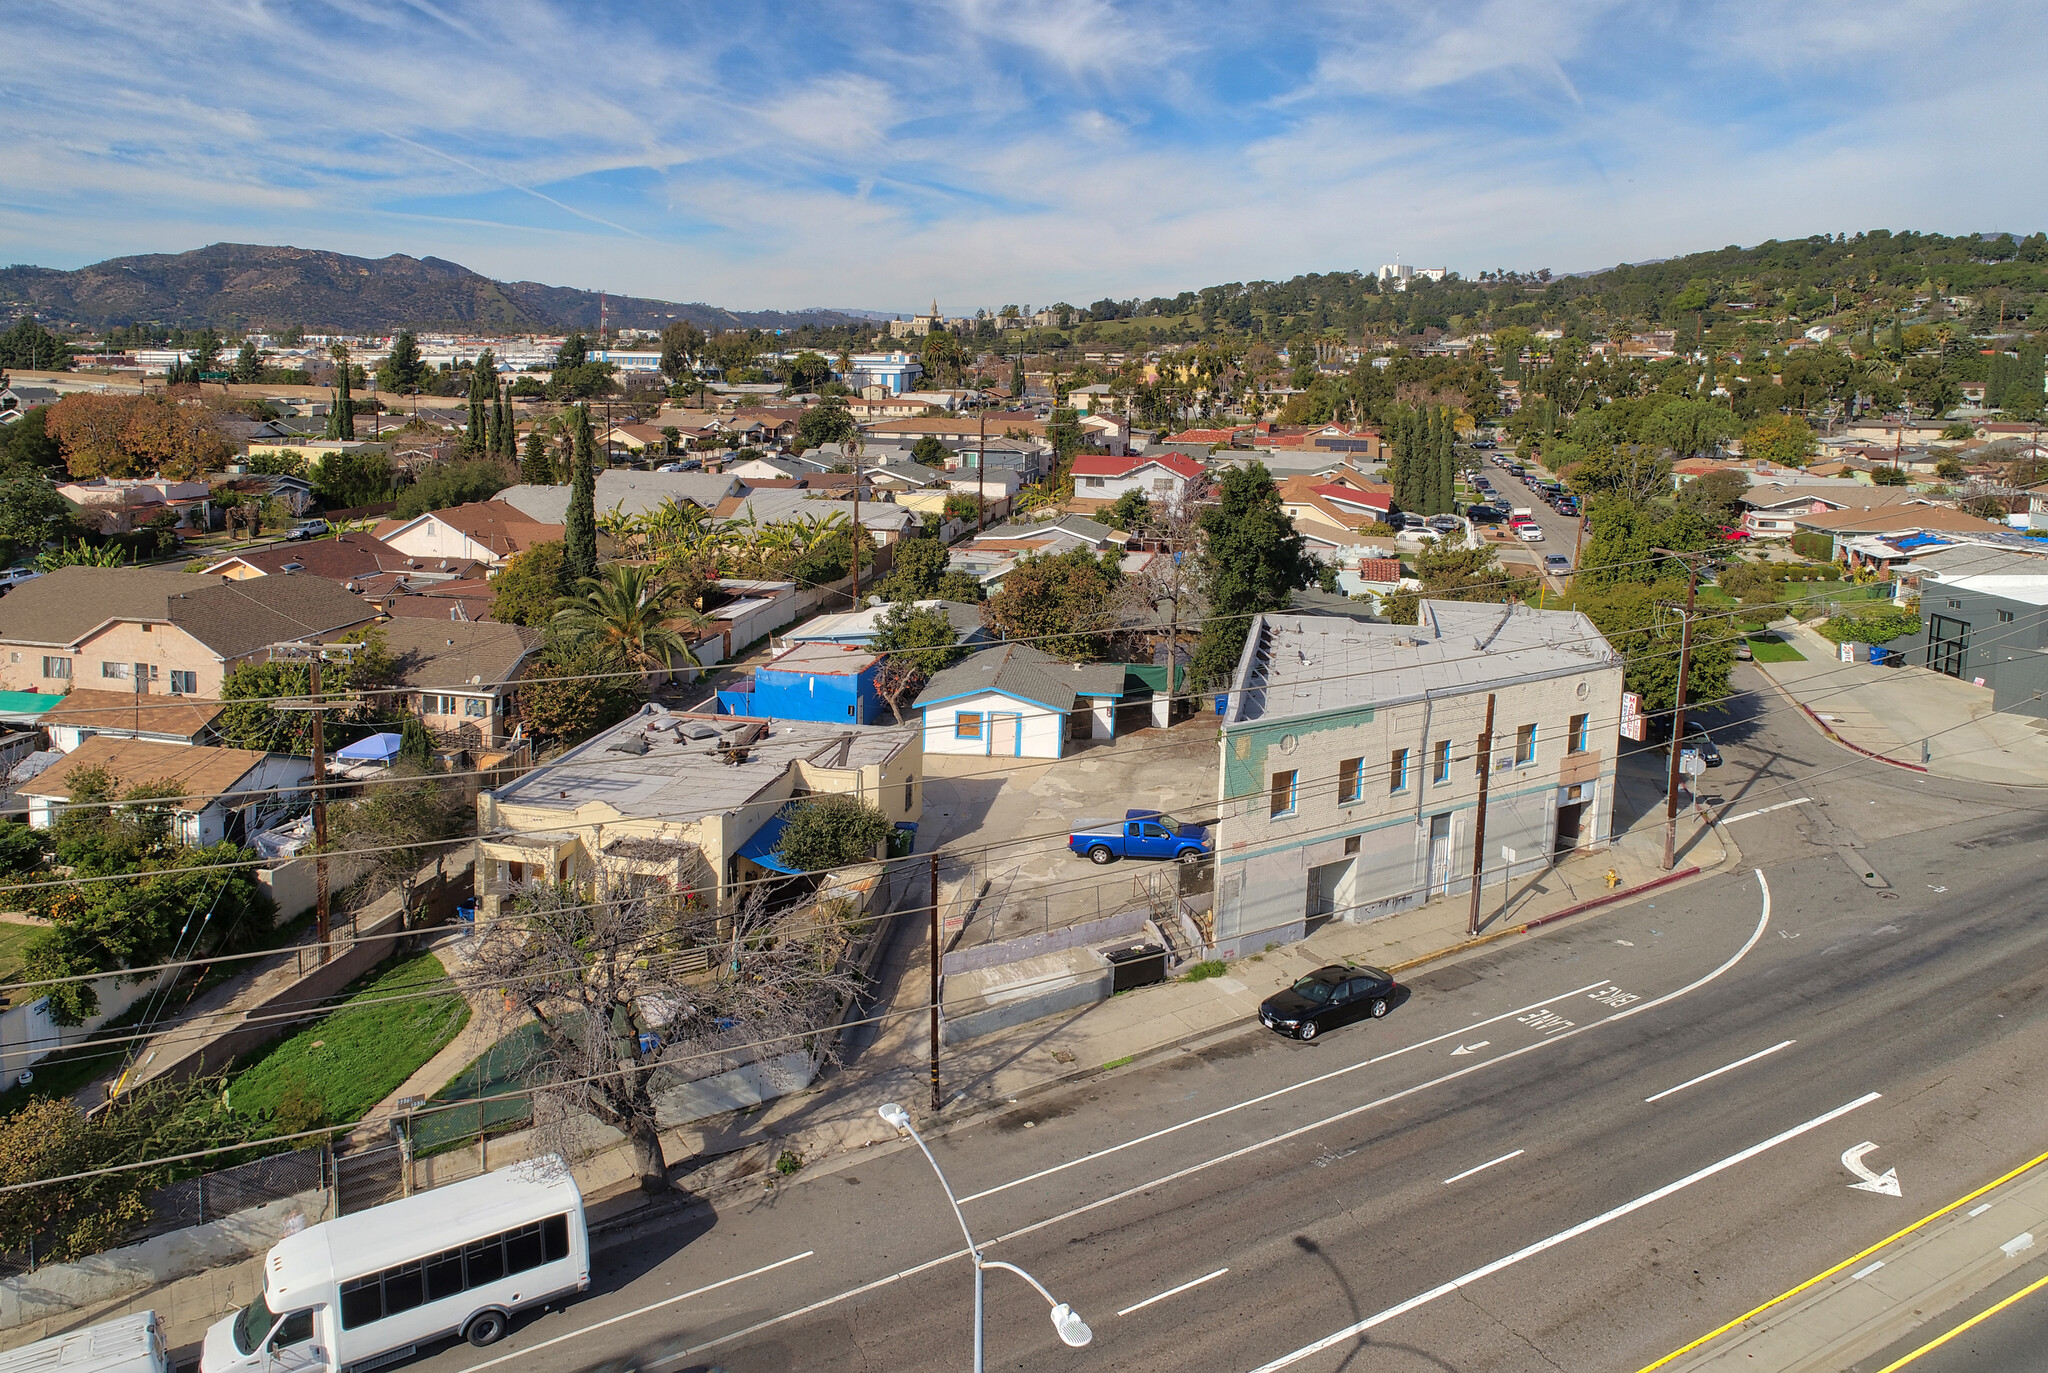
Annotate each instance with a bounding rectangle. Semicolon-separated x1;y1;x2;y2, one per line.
285;519;329;541
1466;504;1506;525
1678;722;1723;767
1426;513;1463;533
1556;496;1580;516
1259;965;1398;1041
1543;554;1571;574
1518;525;1545;542
0;567;42;595
1068;810;1212;865
1735;640;1754;660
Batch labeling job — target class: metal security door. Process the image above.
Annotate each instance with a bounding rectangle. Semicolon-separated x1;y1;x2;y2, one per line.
1926;615;1969;678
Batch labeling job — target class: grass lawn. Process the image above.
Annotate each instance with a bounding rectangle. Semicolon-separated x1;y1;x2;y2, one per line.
0;922;39;986
228;952;470;1132
1745;635;1807;663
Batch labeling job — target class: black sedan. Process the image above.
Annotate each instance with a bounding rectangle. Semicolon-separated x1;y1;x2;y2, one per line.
1259;965;1397;1041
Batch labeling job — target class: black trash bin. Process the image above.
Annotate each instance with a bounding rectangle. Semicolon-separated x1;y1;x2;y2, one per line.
1103;943;1168;993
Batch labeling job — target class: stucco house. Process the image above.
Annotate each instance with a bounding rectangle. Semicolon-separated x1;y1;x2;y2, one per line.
20;737;310;845
913;642;1127;758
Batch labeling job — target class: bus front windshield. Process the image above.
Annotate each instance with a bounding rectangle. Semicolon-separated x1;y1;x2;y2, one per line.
231;1293;283;1356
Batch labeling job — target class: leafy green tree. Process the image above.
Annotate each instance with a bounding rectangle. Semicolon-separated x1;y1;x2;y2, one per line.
564;405;599;581
1412;541;1530;603
391;458;510;518
910;434;950;467
784;351;833;393
399;714;436;768
521;431;555;484
1102;489;1151;530
309;447;392;508
0;471;73;565
659;321;704;382
774;794;893;872
870;602;970;722
464;351;496;458
0;315;72;370
982;547;1121;660
517;639;641;743
796;395;859;451
1677;469;1751;526
1190;462;1315;685
233;339;263;384
1871;465;1910;486
378;331;427;393
876;536;950;601
1045;407;1085;460
1641;399;1738;458
556;332;589;369
1743;414;1816;467
1;404;63;470
1572;580;1735;715
489;540;567;626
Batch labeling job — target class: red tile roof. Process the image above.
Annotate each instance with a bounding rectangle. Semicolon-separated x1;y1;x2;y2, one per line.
1355;558;1404;582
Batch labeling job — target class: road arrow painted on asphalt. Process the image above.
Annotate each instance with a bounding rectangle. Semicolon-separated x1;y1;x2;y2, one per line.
1451;1041;1491;1055
1843;1141;1902;1196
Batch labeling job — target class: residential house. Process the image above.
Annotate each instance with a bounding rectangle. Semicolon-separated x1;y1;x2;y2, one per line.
1211;604;1622;958
57;478;215;535
782;600;990;651
40;689;224;752
1741;483;1922;539
1885;540;2048;717
380;619;543;746
372;577;497;622
373;501;563;570
840;352;923;395
913;642;1128;758
0;385;60;421
474;707;921;915
495;470;743;526
20;737;310;845
729;454;810;483
0;566;380;698
716;641;884;724
1791;503;2012;555
1277;475;1394;557
864;414;1047;445
601;424;673;455
1068;452;1207;508
200;531;452;583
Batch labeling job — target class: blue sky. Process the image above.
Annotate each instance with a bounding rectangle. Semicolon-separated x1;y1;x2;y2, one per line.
6;1;2045;315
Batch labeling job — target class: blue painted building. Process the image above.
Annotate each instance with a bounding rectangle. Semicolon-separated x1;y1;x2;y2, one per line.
716;641;884;724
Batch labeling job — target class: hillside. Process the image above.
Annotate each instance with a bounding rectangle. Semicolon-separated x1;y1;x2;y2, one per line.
0;242;866;334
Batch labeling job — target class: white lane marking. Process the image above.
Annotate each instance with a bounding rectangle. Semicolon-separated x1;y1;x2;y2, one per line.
1117;1267;1230;1317
1644;1040;1796;1104
1243;1092;1883;1373
986;875;1772;1253
1451;1041;1491;1055
670;875;1776;1365
1721;797;1814;825
2002;1233;2035;1258
1971;1203;1996;1217
1443;1150;1524;1185
1852;1261;1887;1280
466;1250;813;1373
954;977;1614;1205
1843;1142;1902;1197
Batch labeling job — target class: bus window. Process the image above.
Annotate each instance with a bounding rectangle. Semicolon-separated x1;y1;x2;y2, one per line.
425;1249;464;1302
381;1263;425;1315
504;1224;544;1275
543;1214;569;1262
464;1239;504;1287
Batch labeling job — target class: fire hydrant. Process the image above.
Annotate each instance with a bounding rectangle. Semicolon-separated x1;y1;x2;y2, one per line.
1605;868;1621;890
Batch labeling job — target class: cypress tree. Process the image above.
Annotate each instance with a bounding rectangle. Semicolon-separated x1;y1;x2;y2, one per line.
522;431;552;484
1435;408;1455;514
497;387;514;460
324;388;340;440
564;404;599;581
465;363;488;457
336;361;355;440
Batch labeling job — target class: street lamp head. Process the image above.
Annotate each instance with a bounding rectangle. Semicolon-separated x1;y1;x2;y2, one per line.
877;1102;911;1132
1050;1304;1092;1348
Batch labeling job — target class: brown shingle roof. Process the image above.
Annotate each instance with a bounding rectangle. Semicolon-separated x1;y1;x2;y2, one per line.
375;619;542;691
40;688;224;740
374;502;563;557
0;566;377;657
23;737;301;804
200;532;426;582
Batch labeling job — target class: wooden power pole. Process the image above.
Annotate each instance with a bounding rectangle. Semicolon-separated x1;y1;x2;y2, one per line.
929;853;942;1114
1466;693;1496;936
1653;550;1704;871
269;641;360;964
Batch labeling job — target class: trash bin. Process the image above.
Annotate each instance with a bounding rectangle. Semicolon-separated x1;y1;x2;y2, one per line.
888;822;918;858
1868;645;1889;667
1102;943;1168;992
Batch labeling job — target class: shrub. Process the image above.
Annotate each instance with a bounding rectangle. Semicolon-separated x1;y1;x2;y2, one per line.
1790;531;1834;561
1181;960;1227;982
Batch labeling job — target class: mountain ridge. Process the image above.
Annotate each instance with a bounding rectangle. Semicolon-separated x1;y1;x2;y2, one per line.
0;242;867;334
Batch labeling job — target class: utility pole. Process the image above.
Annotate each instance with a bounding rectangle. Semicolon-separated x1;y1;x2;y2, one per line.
1466;693;1496;936
929;853;942;1114
1652;549;1704;871
851;463;861;607
269;641;360;963
977;399;987;534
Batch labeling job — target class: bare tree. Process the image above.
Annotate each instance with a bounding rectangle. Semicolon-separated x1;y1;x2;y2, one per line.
326;762;470;922
468;864;857;1193
1109;496;1206;677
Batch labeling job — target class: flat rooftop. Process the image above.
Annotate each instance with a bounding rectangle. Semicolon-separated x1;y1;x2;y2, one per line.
1227;603;1618;726
765;640;881;674
490;706;916;823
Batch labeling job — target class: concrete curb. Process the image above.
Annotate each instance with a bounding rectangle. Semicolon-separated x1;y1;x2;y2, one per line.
1520;864;1700;930
1752;659;1931;771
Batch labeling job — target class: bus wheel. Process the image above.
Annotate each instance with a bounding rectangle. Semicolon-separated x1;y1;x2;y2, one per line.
465;1311;510;1347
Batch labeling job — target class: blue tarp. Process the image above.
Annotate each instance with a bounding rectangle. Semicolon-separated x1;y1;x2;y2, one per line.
336;732;403;763
736;810;802;875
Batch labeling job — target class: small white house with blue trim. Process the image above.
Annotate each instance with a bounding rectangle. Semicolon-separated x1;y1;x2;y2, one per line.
913;643;1126;758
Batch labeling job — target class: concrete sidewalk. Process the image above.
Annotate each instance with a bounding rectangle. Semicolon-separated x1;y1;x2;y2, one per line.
1751;620;2048;787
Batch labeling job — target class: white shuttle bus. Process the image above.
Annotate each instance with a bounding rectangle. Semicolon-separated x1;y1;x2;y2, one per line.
0;1310;172;1373
201;1160;588;1373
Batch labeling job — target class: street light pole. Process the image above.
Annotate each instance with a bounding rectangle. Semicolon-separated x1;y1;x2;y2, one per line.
877;1104;1091;1371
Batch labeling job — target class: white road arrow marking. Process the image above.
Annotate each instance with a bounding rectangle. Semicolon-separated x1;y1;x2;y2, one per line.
1843;1141;1901;1197
1451;1041;1491;1055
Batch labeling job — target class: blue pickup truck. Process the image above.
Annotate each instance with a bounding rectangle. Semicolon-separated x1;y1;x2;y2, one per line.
1068;810;1212;865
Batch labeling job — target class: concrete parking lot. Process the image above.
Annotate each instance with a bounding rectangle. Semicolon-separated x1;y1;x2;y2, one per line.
919;715;1219;949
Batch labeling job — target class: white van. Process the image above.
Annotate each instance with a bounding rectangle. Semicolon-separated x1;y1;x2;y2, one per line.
0;1310;171;1373
200;1161;588;1373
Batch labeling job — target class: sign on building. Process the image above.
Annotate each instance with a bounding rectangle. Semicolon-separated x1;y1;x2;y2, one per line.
1619;691;1645;741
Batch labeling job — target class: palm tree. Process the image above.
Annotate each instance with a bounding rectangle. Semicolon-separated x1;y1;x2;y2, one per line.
552;564;711;683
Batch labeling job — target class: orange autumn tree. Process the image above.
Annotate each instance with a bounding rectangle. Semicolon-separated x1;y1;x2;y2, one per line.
45;393;231;479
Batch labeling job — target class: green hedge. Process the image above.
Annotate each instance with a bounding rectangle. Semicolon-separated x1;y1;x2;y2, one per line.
1790;531;1835;561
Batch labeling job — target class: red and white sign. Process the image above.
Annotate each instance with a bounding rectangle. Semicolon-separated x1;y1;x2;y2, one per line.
1620;691;1645;741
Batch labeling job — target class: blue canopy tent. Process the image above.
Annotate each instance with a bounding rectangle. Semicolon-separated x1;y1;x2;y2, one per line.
735;809;803;875
335;732;403;765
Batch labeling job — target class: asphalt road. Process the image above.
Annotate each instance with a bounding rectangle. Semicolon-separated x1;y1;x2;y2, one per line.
404;679;2048;1373
1473;452;1582;582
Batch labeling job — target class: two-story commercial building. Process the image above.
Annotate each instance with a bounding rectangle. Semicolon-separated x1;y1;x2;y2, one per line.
1211;604;1623;958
